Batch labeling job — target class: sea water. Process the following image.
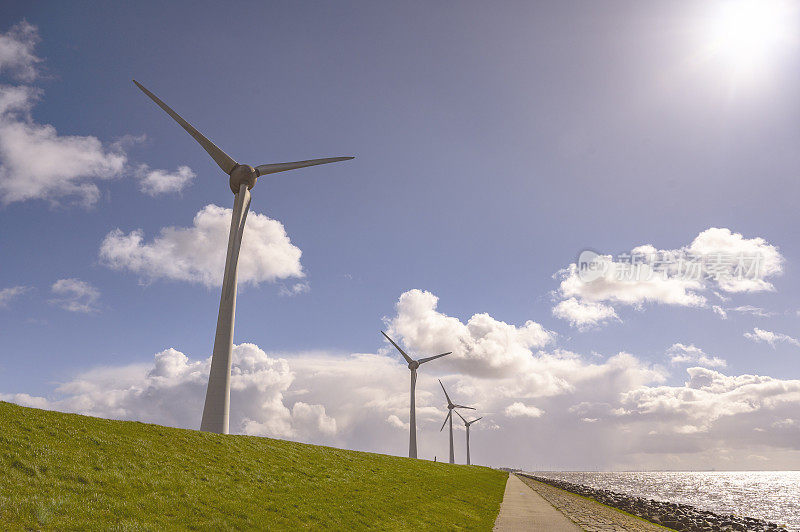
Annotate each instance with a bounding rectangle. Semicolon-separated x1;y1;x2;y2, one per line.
529;471;800;530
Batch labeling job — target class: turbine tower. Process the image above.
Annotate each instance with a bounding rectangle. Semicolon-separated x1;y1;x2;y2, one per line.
133;80;353;434
381;331;451;459
438;379;474;464
455;410;482;465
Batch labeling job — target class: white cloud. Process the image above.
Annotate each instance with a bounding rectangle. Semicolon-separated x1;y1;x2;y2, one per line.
713;304;774;320
386;414;409;430
504;402;544;418
744;327;800;348
667;343;726;368
553;228;784;328
2;344;336;443
728;305;773;318
136;164;195;196
0;285;29;307
0;21;41;82
557;254;706;308
0;22;195;206
5;290;800;470
688;228;783;293
552;297;618;329
0;83;127;206
279;281;310;297
99;204;304;288
386;288;555;377
620;367;800;435
49;278;100;313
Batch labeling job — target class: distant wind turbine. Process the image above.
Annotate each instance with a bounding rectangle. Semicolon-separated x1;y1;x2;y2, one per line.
455;410;482;465
438;379;475;464
381;331;451;459
133;80;353;434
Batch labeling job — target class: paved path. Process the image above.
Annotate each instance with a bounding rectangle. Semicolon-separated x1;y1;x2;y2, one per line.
493;473;581;531
517;476;669;532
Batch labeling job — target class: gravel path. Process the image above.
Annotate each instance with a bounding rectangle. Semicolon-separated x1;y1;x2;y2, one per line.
517;475;670;532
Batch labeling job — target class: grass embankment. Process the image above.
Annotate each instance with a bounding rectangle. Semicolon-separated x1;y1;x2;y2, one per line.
0;401;506;530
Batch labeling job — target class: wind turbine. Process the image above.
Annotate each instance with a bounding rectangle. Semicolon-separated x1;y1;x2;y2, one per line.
381;331;451;459
133;80;353;434
438;379;475;464
455;410;482;465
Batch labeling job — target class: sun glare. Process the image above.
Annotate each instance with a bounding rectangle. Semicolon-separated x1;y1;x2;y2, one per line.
705;0;797;75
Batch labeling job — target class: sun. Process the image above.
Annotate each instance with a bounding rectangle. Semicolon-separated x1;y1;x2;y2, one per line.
703;0;798;76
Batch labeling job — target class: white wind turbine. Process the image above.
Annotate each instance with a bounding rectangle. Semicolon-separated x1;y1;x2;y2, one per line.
133;80;353;434
381;331;451;459
455;410;482;465
438;379;475;464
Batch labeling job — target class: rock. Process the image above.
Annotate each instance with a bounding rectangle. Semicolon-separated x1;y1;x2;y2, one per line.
520;474;785;532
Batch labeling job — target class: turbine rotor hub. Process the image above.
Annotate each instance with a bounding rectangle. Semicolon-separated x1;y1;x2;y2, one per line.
408;361;419;370
229;164;258;194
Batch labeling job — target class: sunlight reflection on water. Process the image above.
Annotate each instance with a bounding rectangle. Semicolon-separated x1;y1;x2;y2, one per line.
529;471;800;530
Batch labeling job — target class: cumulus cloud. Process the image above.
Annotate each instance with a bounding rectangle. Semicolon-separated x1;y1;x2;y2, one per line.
0;285;29;307
557;253;706;308
620;367;800;435
4;290;800;470
667;343;726;368
552;297;618;329
49;278;100;313
136;164;195;196
1;340;665;464
504;402;544;418
744;327;800;348
553;228;784;328
688;228;783;293
2;344;336;443
386;414;409;430
385;288;555;377
99;204;304;287
0;21;195;206
0;21;41;82
0;83;127;206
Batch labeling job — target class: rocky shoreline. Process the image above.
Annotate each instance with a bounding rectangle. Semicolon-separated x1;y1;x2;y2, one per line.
519;474;786;531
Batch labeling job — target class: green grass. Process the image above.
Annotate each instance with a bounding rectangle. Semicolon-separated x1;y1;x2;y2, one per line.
0;401;506;530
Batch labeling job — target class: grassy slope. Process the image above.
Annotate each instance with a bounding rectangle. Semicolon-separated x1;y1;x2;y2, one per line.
0;402;506;530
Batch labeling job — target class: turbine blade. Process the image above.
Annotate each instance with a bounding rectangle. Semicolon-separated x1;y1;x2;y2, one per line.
439;410;452;432
133;80;237;175
438;379;453;405
469;417;483;425
418;352;452;365
455;409;467;423
454;405;476;410
255;157;354;177
381;331;413;364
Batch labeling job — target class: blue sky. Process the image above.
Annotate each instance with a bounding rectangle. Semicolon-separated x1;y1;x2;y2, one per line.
1;1;799;469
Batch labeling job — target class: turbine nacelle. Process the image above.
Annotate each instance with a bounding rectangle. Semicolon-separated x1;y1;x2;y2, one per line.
229;164;258;193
